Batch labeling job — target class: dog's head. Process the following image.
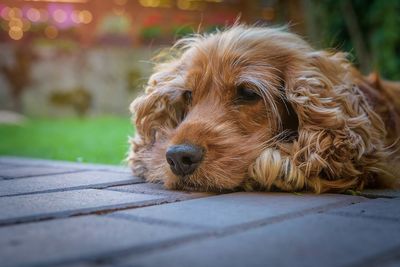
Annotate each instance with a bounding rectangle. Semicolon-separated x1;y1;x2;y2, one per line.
129;25;389;192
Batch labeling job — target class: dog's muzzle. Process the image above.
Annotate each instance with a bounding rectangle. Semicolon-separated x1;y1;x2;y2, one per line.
166;144;203;176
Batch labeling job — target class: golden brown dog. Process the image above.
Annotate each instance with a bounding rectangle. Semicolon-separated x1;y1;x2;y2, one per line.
128;25;400;193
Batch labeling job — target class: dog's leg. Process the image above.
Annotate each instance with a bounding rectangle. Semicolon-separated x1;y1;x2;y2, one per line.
248;148;306;192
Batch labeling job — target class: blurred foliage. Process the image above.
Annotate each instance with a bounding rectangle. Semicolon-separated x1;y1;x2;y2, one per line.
49;87;92;117
172;25;194;38
140;26;162;40
309;0;400;79
1;46;33;112
126;68;144;92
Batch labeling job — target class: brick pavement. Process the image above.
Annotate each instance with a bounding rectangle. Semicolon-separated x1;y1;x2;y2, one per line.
0;156;399;267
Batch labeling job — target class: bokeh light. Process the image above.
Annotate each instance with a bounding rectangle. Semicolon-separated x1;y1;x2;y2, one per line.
1;6;11;20
8;18;23;29
79;10;92;24
71;10;80;24
9;8;23;18
53;9;67;23
27;8;41;22
9;26;23;40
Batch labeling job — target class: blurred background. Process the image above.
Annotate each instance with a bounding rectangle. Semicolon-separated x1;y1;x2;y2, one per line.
0;0;399;164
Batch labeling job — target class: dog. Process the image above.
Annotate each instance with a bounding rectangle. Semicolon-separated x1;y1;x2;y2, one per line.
128;25;400;193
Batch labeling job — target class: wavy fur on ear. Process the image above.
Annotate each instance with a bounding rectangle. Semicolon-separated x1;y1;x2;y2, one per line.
127;60;187;179
249;51;396;193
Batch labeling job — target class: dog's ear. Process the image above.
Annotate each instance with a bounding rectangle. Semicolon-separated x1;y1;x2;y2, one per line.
130;61;187;146
277;82;299;141
281;51;390;192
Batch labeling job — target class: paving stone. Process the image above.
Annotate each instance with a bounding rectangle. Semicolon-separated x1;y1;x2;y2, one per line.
0;165;80;179
0;156;130;173
0;165;18;171
327;198;400;221
0;162;18;167
0;215;200;267
114;192;365;229
0;189;164;225
361;189;400;198
0;171;142;197
108;182;212;200
359;246;400;267
115;213;400;267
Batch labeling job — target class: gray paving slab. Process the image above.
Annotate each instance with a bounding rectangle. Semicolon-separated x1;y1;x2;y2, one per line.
0;162;19;168
108;182;212;200
0;171;142;197
327;197;400;221
0;165;81;179
358;246;400;267
114;192;365;229
0;165;18;171
114;213;400;267
0;215;201;267
0;189;164;225
0;156;130;172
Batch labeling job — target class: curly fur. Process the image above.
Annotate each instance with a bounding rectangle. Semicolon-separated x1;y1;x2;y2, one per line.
128;25;400;193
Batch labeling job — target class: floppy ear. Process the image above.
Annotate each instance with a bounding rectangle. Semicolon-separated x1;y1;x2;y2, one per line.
127;61;187;177
286;51;391;192
250;51;391;193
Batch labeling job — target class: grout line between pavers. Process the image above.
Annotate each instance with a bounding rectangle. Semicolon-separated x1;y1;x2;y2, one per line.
1;168;134;181
103;187;214;201
358;193;397;199
0;197;170;227
326;211;400;223
0;157;130;172
1;169;90;180
108;212;213;231
0;180;145;198
341;192;397;199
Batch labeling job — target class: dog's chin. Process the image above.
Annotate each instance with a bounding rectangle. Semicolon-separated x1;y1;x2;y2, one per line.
167;181;210;192
167;180;238;193
163;169;241;193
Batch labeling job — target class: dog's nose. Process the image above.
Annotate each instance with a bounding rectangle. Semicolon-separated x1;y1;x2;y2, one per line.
166;144;203;176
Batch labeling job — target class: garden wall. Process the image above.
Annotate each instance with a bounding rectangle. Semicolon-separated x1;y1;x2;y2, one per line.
0;44;156;117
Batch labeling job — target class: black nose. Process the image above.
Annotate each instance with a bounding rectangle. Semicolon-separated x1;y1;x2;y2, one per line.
166;144;203;176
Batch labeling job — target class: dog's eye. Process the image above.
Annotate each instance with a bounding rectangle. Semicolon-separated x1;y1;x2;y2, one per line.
183;90;192;105
236;85;262;103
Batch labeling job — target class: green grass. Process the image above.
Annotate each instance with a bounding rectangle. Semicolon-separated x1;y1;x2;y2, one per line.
0;117;134;165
